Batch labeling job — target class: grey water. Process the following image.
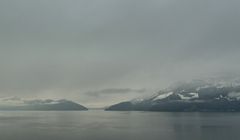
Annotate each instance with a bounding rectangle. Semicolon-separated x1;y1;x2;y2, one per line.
0;111;239;140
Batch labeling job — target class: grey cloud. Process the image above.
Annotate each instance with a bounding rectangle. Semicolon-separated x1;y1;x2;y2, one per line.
85;88;147;97
0;97;72;106
23;99;57;105
1;96;22;101
0;0;239;107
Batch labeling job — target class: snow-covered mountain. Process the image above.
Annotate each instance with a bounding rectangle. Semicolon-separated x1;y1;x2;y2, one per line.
106;78;240;112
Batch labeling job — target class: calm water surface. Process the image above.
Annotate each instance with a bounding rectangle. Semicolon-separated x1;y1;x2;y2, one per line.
0;110;239;140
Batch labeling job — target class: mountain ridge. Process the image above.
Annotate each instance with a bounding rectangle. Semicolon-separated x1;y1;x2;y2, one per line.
106;78;240;112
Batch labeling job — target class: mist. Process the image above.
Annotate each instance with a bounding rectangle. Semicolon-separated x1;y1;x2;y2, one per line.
0;0;240;107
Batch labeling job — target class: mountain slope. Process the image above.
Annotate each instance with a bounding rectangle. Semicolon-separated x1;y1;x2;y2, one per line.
0;98;88;111
106;79;240;112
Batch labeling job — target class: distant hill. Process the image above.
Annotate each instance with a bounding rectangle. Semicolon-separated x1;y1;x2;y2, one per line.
106;78;240;112
0;98;88;111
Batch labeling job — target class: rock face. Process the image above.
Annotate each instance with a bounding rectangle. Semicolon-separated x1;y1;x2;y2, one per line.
106;79;240;112
0;99;88;111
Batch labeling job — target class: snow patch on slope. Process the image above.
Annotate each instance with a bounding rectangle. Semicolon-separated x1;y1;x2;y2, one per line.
153;92;173;101
228;92;240;100
178;93;199;100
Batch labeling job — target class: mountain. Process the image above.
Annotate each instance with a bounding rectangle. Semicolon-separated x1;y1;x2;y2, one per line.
0;98;88;111
106;78;240;112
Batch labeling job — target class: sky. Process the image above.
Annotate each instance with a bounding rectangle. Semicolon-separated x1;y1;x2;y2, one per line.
0;0;240;108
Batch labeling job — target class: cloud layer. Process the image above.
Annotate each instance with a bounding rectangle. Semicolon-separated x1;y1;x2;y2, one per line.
85;88;146;97
0;0;240;107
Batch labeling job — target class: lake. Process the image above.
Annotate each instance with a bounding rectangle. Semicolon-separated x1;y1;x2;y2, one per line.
0;110;239;140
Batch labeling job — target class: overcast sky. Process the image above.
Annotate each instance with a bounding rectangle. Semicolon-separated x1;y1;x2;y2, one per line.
0;0;240;107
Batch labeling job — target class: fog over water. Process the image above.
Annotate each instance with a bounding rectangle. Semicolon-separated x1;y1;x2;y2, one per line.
0;0;240;107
